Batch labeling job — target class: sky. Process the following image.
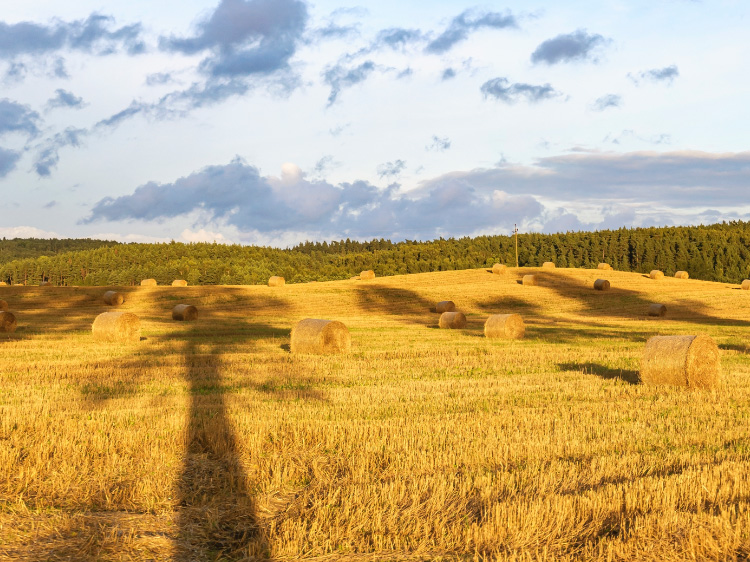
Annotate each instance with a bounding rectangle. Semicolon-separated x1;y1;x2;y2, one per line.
1;0;749;246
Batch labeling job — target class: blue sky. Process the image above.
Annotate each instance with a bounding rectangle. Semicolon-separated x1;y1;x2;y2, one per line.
1;0;749;245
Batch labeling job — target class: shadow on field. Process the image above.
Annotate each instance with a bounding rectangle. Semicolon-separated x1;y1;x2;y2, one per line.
176;337;269;561
538;271;750;327
558;361;640;385
719;343;750;355
355;284;436;325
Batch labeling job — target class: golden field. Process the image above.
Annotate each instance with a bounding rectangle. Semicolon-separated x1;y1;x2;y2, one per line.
1;267;749;561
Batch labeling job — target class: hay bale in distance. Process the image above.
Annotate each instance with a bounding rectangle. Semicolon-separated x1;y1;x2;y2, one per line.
597;263;612;270
542;262;556;269
435;300;456;314
359;270;376;280
649;270;664;280
484;314;524;339
0;311;17;333
640;334;720;389
492;263;507;274
648;303;667;317
172;279;188;287
439;311;467;329
140;279;157;287
290;318;351;354
522;274;538;286
741;279;750;290
0;282;7;286
92;311;140;343
268;276;285;287
172;304;198;321
103;291;124;306
39;281;52;286
674;271;689;279
0;299;7;311
594;279;611;291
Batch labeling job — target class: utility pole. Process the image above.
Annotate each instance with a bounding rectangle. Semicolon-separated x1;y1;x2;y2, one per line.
514;224;519;268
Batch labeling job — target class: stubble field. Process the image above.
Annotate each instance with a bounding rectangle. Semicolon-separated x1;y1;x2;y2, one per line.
1;267;749;561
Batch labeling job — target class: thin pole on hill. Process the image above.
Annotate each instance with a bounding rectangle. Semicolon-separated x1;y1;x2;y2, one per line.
514;224;519;268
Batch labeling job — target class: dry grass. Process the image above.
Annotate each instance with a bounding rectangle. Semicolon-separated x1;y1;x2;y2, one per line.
1;268;750;561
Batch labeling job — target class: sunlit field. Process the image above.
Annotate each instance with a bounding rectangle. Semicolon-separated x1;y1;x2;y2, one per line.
1;267;749;561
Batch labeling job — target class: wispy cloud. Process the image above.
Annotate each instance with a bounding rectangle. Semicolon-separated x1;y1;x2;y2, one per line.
591;94;621;111
629;65;679;85
426;9;517;54
481;78;558;103
426;135;451;152
377;159;406;178
322;60;376;106
0;99;40;137
46;89;85;109
531;29;608;64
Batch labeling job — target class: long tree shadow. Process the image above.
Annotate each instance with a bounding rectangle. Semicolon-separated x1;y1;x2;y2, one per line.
176;337;269;561
355;284;437;325
536;270;750;327
558;361;640;385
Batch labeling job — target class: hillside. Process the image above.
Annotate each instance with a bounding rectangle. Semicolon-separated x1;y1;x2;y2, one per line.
1;221;750;286
1;267;749;560
0;237;117;263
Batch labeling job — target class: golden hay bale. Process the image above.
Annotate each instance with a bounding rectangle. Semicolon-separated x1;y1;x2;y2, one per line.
140;278;157;287
542;262;556;268
648;303;667;317
0;311;17;333
649;270;664;280
0;299;7;311
0;281;7;286
39;281;52;286
640;334;720;389
674;271;689;279
741;279;750;290
484;314;524;339
522;274;538;286
492;263;507;274
593;279;611;291
268;276;285;287
172;279;188;287
439;311;467;329
435;300;456;313
359;270;376;280
172;304;198;321
92;311;140;343
597;263;612;270
103;291;124;306
290;318;351;354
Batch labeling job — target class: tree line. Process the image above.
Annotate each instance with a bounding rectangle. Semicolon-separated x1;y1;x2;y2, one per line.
1;221;749;286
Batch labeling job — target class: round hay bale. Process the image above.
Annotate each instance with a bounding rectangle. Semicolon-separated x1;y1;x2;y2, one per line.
597;263;612;270
0;299;7;311
593;279;611;291
435;300;456;314
39;281;52;286
92;311;140;343
172;279;188;287
542;262;556;268
0;282;7;286
648;303;667;317
484;314;524;339
641;334;720;389
522;274;538;286
103;291;124;306
741;279;750;290
359;270;375;280
0;311;17;333
492;263;507;274
439;311;466;329
268;276;285;287
141;279;157;287
172;304;198;321
649;270;664;280
674;271;689;279
290;319;351;354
